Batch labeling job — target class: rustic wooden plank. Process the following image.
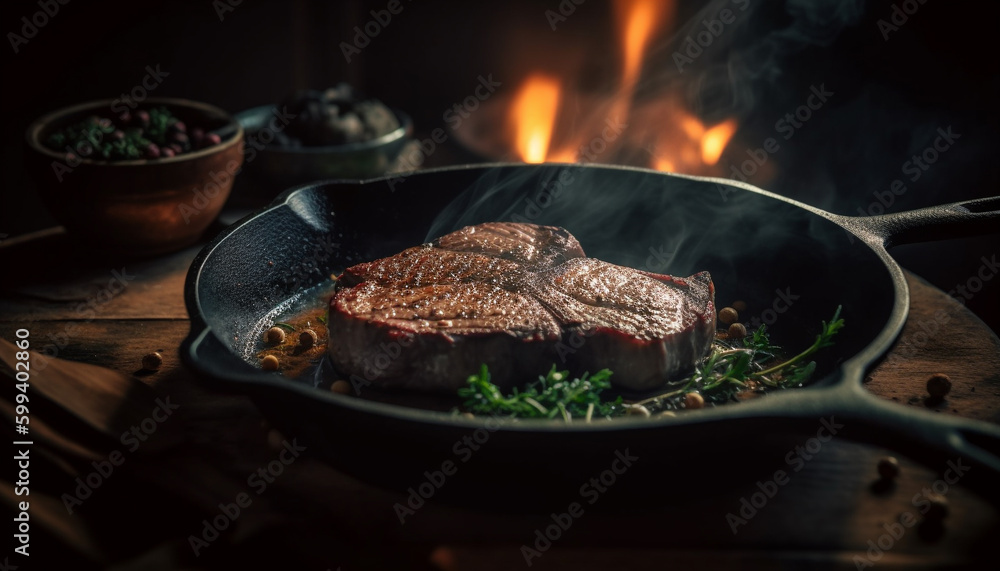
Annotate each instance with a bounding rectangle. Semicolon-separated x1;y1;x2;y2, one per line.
430;547;978;571
0;320;191;378
866;273;1000;424
0;229;197;321
0;337;183;451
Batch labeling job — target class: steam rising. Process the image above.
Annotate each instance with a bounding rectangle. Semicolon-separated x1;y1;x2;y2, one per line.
421;164;887;367
653;0;865;107
426;165;809;283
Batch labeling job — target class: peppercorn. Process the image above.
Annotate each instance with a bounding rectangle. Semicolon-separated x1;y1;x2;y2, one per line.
299;329;318;348
718;307;739;325
877;456;900;480
141;351;163;371
264;326;285;345
728;322;747;339
168;131;189;146
923;493;948;521
927;374;951;398
261;354;280;370
684;392;705;409
330;380;352;395
626;404;651;417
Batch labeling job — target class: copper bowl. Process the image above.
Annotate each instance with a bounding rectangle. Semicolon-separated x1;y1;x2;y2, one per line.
25;98;244;256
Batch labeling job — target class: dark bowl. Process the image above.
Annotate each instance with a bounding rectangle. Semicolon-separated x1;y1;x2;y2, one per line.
234;105;413;192
25;98;244;256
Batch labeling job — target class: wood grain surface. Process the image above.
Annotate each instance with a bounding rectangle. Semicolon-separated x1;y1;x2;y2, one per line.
1;228;998;570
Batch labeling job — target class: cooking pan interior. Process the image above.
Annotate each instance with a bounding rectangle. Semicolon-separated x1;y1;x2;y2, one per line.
195;164;894;390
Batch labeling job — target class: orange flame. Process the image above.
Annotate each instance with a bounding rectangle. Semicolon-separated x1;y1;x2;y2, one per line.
646;99;739;174
616;0;670;90
503;0;738;175
701;119;738;165
509;74;562;163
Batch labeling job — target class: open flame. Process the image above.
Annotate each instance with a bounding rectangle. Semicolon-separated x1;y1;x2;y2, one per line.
507;0;738;175
509;74;562;163
617;0;670;92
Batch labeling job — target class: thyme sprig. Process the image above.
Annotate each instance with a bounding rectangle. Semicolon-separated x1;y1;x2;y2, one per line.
457;364;623;422
637;306;845;407
456;307;844;418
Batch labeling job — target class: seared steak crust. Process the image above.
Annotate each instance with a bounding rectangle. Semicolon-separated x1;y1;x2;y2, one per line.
329;222;715;392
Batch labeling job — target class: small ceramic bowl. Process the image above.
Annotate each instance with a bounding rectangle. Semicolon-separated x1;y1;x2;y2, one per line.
25;97;244;256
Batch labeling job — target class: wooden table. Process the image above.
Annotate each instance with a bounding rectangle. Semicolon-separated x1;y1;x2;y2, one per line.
1;227;998;570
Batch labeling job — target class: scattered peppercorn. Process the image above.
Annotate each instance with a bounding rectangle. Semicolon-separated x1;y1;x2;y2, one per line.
684;392;705;409
261;354;280;370
877;456;900;480
626;404;651;417
718;307;739;325
330;380;352;395
266;429;284;451
923;493;948;521
732;300;748;312
926;373;952;398
141;351;163;371
299;329;318;348
264;326;286;345
728;322;747;339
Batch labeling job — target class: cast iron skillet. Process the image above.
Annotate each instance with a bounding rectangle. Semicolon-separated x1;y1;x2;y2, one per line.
182;164;1000;509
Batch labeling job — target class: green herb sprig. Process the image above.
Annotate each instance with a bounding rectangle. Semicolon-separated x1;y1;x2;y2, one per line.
458;364;623;422
637;306;845;407
457;307;844;419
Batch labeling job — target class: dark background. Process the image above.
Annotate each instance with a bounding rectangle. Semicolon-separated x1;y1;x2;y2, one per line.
1;0;997;333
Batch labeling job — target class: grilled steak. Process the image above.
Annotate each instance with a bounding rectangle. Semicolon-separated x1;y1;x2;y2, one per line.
328;222;715;392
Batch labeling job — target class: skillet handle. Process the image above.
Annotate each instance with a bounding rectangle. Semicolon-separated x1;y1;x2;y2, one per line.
842;196;1000;248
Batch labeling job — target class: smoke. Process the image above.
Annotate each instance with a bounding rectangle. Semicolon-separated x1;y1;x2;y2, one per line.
421;163;883;366
642;0;867;120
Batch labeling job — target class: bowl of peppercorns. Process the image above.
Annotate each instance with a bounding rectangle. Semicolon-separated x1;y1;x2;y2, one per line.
25;98;244;256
